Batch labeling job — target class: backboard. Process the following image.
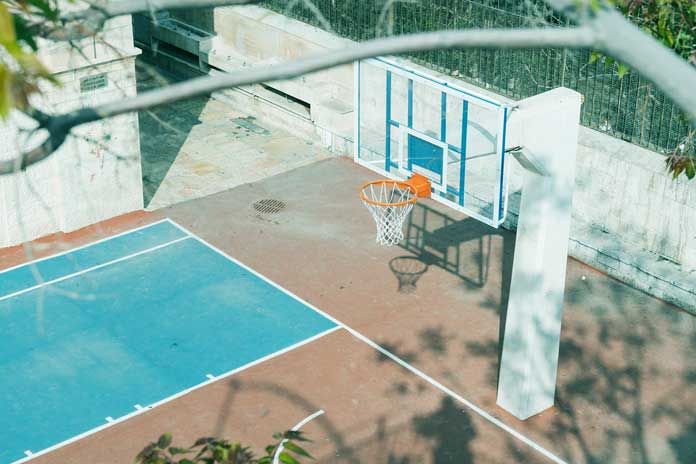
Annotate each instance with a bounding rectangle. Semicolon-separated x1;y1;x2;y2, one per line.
354;57;512;228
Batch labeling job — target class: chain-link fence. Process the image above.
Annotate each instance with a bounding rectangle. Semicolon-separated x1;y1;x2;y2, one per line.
263;0;693;156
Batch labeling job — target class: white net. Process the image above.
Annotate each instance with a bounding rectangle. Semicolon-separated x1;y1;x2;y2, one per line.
360;180;417;246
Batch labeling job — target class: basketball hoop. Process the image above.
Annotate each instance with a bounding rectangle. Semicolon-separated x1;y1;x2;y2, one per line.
360;174;431;246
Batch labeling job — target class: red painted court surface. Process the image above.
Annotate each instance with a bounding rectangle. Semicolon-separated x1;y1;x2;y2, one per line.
5;158;696;464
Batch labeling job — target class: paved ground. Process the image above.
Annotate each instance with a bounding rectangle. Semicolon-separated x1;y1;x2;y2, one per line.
4;158;695;464
136;65;328;210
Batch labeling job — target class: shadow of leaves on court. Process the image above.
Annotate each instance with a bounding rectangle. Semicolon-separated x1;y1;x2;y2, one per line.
412;397;477;463
350;398;479;464
213;378;361;464
198;196;695;464
211;377;481;464
391;200;696;463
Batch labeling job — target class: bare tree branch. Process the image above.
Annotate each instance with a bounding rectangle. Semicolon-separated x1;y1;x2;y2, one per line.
5;27;594;174
9;0;696;175
99;28;597;115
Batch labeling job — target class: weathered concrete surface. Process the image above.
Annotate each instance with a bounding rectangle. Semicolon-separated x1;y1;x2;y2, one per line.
137;66;329;210
8;158;695;464
0;15;142;248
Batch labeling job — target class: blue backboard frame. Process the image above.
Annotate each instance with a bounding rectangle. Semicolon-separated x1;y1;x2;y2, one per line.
354;57;511;228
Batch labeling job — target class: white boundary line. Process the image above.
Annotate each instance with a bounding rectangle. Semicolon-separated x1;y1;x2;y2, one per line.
273;409;325;464
0;218;173;276
11;326;341;464
0;236;191;302
167;219;568;464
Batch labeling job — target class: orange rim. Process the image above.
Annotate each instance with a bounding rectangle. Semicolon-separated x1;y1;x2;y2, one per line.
359;180;418;207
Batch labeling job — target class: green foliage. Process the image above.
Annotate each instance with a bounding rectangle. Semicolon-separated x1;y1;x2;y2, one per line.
575;0;695;179
135;432;313;464
0;0;59;118
617;0;696;62
583;0;695;81
666;131;696;180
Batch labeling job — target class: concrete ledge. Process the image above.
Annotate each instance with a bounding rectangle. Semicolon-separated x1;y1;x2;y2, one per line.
569;224;696;314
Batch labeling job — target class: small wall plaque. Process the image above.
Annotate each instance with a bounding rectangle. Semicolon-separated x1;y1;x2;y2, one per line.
80;74;108;93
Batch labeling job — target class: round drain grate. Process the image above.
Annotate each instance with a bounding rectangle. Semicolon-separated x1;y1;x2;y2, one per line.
252;199;286;214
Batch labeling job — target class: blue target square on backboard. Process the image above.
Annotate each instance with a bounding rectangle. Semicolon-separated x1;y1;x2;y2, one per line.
407;133;444;178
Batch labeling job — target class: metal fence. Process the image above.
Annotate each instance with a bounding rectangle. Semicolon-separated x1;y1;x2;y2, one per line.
263;0;693;156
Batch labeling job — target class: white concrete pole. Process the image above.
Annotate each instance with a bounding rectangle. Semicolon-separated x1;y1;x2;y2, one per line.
496;87;582;420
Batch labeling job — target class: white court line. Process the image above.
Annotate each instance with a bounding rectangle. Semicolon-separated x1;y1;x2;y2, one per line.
0;218;173;276
273;409;325;464
168;219;569;464
11;325;341;464
0;236;191;302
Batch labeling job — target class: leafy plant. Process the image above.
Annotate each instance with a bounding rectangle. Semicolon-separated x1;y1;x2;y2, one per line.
0;1;58;118
585;0;695;78
665;130;696;180
135;432;313;464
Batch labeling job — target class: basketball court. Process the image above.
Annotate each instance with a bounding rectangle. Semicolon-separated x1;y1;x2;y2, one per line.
1;155;694;464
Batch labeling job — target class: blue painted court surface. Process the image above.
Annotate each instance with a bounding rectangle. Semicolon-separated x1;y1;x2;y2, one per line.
0;220;336;463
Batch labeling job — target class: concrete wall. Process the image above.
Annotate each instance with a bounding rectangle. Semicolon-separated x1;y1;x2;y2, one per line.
0;15;143;247
160;5;695;312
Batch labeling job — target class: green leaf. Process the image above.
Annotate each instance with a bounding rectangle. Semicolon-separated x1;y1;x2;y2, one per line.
278;452;301;464
168;447;191;455
27;0;59;20
283;442;313;459
0;64;13;118
686;159;696;180
617;63;630;79
193;437;215;447
257;457;272;464
588;51;601;64
156;433;172;449
282;431;310;442
12;15;37;50
0;3;16;44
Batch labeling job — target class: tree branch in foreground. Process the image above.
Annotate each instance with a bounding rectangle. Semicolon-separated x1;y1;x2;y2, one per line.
8;16;696;174
6;27;594;175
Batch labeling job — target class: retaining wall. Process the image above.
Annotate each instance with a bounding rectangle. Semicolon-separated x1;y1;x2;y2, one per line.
0;15;143;247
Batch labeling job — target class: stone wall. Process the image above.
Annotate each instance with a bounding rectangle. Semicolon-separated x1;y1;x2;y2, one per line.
0;15;143;247
152;5;696;312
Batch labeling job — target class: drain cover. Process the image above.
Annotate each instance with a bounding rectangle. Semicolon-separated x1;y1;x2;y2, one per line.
252;199;286;214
